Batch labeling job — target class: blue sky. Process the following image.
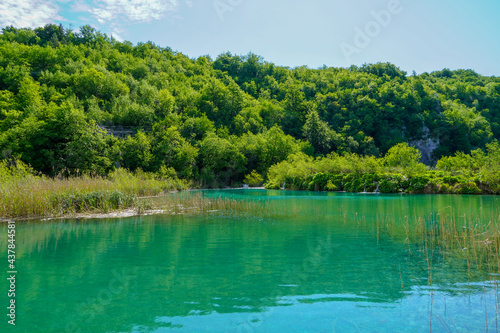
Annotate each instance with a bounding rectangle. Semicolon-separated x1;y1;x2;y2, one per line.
1;0;499;76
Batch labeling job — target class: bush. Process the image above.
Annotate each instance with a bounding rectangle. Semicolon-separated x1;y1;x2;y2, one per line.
438;183;453;194
264;181;281;190
378;174;404;193
244;170;264;187
361;173;380;192
343;174;364;192
407;175;430;193
456;182;482;195
326;180;337;191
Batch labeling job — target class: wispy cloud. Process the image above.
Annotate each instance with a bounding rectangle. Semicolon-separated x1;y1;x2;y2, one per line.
88;0;179;24
70;0;181;39
0;0;189;40
0;0;62;28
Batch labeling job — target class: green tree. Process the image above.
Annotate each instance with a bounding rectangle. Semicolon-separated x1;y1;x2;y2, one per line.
384;142;426;175
119;131;153;171
233;106;265;135
198;133;246;186
152;126;198;178
0;102;116;175
156;89;175;118
17;77;44;112
180;115;215;144
262;126;311;170
302;109;332;155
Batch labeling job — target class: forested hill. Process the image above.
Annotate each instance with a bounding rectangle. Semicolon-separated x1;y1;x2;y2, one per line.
1;24;499;186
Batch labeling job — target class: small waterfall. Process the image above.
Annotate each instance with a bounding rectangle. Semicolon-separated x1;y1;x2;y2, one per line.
281;182;286;190
373;181;379;193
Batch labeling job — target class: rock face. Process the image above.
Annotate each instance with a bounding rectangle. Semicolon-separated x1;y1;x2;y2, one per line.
409;127;440;165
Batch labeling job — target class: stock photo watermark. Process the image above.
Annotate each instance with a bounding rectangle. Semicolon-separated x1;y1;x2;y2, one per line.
6;220;16;326
65;267;136;333
214;0;244;21
340;0;414;63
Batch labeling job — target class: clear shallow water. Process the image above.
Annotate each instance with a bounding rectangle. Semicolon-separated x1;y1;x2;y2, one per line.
1;190;500;332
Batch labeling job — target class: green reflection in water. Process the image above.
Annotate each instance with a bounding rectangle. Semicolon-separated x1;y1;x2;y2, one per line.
1;190;500;332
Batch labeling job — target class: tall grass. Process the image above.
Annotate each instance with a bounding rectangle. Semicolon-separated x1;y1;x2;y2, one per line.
0;160;283;219
146;192;292;219
378;206;500;276
0;161;189;218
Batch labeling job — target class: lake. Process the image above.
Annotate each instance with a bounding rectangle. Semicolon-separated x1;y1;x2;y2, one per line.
2;190;500;332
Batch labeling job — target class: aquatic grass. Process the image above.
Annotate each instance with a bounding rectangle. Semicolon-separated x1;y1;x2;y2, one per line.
146;192;292;219
376;206;500;277
331;200;500;278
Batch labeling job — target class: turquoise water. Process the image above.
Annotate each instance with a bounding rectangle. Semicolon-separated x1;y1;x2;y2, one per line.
1;190;500;332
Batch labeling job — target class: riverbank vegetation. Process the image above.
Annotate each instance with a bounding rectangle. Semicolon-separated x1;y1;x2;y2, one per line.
0;160;188;218
2;158;500;276
265;141;500;194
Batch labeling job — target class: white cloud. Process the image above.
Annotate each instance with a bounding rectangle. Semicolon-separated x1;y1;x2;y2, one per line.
70;0;181;40
88;0;179;24
71;1;92;13
0;0;62;28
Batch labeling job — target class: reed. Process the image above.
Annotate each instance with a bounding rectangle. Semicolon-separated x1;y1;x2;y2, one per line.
0;160;289;220
0;162;189;218
144;192;290;219
378;206;500;276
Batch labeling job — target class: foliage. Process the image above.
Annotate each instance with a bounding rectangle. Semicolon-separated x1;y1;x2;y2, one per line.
302;109;332;155
0;161;188;218
0;24;500;189
51;190;136;214
265;144;500;195
383;142;427;176
244;170;264;187
199;134;246;187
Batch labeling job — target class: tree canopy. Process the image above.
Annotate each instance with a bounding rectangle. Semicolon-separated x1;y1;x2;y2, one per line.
1;24;499;187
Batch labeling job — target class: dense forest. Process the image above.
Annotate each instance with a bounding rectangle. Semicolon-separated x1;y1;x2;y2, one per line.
1;24;499;189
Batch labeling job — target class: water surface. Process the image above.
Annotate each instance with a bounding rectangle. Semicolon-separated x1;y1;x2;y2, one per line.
2;190;500;332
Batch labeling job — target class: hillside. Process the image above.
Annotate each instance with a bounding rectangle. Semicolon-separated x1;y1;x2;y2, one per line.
1;24;499;187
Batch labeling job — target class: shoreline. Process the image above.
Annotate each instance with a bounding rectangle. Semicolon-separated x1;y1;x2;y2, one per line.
0;209;167;223
1;187;498;222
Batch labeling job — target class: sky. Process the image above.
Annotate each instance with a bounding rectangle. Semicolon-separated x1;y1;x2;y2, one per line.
1;0;499;76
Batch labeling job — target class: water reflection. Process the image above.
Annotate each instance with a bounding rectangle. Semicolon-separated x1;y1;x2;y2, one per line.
1;190;499;332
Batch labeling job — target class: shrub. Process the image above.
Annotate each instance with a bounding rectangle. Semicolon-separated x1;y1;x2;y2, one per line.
407;175;430;193
456;182;482;195
378;174;404;193
244;170;264;187
264;180;281;190
326;180;337;191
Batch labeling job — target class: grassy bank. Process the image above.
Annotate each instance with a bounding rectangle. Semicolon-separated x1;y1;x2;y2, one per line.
0;160;284;220
0;161;189;218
